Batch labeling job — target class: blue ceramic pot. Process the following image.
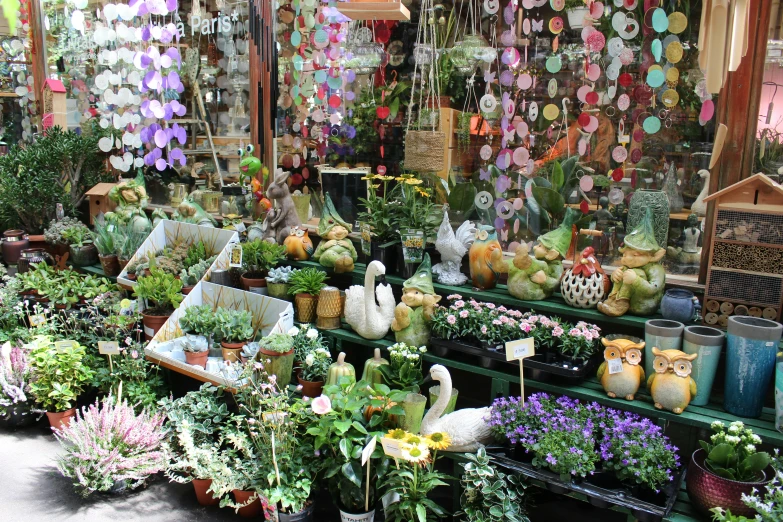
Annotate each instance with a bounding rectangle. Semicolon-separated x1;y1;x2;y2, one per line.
644;319;684;379
660;289;700;324
724;316;783;418
683;326;724;406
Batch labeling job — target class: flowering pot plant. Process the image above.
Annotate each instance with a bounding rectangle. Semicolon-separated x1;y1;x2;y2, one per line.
431;295;528;349
298;347;332;398
358;172;399;244
456;447;531;522
378;342;427;391
289;324;326;364
256;332;296;388
0;342;40;426
90;342;166;413
711;450;783;522
55;396;168;497
27;336;94;416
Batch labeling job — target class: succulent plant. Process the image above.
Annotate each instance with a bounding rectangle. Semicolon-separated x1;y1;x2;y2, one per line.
214;308;254;343
179;255;216;286
154;255;183;277
44;217;88;245
125;256;149;275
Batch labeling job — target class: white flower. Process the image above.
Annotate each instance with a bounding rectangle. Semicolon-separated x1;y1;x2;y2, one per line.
726;435;741;445
306;329;319;340
752;434;762;444
288;326;300;336
728;424;740;434
305;354;315;366
711;421;724;430
419;347;427;353
745;444;756;453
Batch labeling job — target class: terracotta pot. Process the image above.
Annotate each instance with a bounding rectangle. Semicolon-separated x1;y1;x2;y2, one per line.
27;234;46;250
233;489;262;518
46;408;76;431
185;350;209;368
221;340;247;363
142;311;171;340
298;376;325;398
295;293;318;323
182;285;194;295
241;271;267;291
127;273;138;281
99;254;121;277
192;478;219;506
686;449;771;518
117;257;129;272
2;229;29;265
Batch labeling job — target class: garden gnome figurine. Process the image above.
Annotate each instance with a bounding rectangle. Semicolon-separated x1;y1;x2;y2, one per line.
507;208;578;301
597;208;666;317
313;193;357;273
106;171;152;233
469;225;505;290
392;254;442;347
667;213;701;266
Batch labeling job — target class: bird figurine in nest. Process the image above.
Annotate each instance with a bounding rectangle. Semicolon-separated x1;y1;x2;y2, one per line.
560;244;611;309
432;210;476;286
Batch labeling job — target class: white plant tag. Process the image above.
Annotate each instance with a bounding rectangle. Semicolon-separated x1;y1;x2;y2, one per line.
608;358;624;374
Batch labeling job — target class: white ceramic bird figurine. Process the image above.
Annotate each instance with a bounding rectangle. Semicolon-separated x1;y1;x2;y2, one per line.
432;210;476;286
344;261;396;340
690;169;710;217
420;365;493;452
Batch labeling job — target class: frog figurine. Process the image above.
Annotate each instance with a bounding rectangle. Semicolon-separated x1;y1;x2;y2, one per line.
507;207;578;301
312;193;357;273
598;207;666;317
171;195;218;228
391;254;442;347
106;171;153;233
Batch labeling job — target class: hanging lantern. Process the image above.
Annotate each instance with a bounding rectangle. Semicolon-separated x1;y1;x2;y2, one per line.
449;34;487;75
413;42;435;65
344;41;384;75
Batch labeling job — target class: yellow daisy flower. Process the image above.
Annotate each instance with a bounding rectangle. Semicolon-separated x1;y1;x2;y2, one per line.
405;178;424;185
425;432;452;450
377;175;395;181
406;435;423;445
386;428;407;440
361;174;377;181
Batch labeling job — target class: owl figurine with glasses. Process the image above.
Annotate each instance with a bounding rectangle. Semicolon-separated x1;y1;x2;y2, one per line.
647;347;698;414
597;337;646;401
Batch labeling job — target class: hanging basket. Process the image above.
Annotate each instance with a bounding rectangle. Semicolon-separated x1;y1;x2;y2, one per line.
404;130;445;172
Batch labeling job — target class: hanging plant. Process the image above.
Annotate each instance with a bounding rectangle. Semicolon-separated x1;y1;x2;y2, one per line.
457;111;473;153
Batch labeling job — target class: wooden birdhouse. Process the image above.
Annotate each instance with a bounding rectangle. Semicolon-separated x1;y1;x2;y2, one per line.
42;79;67;130
703;174;783;325
85;183;118;224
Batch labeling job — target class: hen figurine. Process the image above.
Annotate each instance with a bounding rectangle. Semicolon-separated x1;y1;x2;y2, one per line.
469;225;504;291
432;210;476;286
283;226;314;261
560;246;611;309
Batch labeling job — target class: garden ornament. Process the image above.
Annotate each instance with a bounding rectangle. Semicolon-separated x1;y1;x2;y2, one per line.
313;193;357;273
597;337;646;401
647;347;698;414
468;225;505;291
392;254;442;347
261;169;301;245
344;260;395;340
432;210;476;286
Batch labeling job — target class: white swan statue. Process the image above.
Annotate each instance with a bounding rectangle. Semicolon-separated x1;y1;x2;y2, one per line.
690;169;710;217
420;365;494;452
344;260;396;340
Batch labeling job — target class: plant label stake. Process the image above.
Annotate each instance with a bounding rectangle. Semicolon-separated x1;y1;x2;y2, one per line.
28;314;46;327
505;338;535;404
98;340;120;372
362;436;377;513
229;243;243;267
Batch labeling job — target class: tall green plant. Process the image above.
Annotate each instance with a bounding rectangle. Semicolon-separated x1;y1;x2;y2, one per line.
27;337;94;412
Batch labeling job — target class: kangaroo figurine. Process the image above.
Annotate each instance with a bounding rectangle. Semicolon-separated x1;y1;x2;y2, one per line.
262;169;302;244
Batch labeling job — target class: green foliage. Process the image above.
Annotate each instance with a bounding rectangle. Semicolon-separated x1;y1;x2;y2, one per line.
242;240;286;274
44;217;88;245
91;219;116;256
287;267;327;297
61;224;93;248
214;308;254;343
381;455;451;522
0;127;111;233
258;332;294;354
378;342;426;391
179;255;216;286
184;241;208;269
358;173;398;243
299;347;332;382
133;265;184;315
456;448;531;522
90;343;167;413
179;304;217;337
116;224;149;260
448;182;477;215
701;421;770;482
28;337;94;412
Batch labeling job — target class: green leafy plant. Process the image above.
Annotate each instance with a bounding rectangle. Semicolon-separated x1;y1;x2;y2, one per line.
287;267;327;297
90;343;166;413
358;173;399;243
27;337;94;412
116;224;149;261
61;225;94;248
299;347;332;382
91;219;116;257
258;332;294;354
378;342;426;391
701;421;770;482
44;217;88;246
391;173;442;240
184;241;208;269
564;0;587;9
214;308;254;343
133;265;184;315
242;240;286;275
179;255;216;286
179;304;217;337
457;448;531;522
288;325;327;363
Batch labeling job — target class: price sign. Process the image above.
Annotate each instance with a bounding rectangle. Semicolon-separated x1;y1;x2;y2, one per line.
361;436;377;466
54;340;77;350
505;338;536;405
380;437;403;459
98;341;121;355
28;314;46;327
608;358;624;375
234;222;247;234
229;243;243;268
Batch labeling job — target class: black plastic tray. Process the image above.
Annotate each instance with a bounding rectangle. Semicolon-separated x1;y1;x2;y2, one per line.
429;337;599;381
486;447;685;522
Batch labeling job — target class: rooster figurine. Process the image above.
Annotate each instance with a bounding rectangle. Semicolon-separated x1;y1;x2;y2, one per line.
432;210;476;286
560;229;610;309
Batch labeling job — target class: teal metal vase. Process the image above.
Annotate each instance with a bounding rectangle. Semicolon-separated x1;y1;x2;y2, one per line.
644;319;684;379
776;353;783;433
683;326;725;406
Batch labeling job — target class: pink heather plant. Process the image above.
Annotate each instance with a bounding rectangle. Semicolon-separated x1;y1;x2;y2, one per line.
0;342;38;419
55;397;168;496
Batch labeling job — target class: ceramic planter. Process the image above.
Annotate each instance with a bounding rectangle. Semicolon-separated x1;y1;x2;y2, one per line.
233;489;262;518
724;316;783;418
566;7;589;29
46;407;76;431
1;229;28;265
339;509;375;522
241;271;267;292
686;449;770;518
683;326;724;406
294;293;318;323
399;393;427;434
279;502;315;522
192;478;219;506
259;347;295;387
221;341;247;363
777;352;783;433
644;319;684;378
141;311;171;341
267;281;291;301
660;289;700;323
98;254;120;277
184;350;209;368
429;385;458;415
18;248;53;274
69;244;99;267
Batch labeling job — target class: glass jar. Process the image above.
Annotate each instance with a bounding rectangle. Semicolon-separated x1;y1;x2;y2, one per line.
202;191;221;214
221;186;247;219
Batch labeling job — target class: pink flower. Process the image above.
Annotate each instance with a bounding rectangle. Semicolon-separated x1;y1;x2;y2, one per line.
590;328;600;338
269;374;277;384
497;306;507;312
454;300;465;309
124;337;133;346
540;317;551;327
552;326;564;337
447;294;463;300
311;394;332;415
569;328;581;337
492;319;502;326
459;310;469;318
481;325;488;334
499;316;509;324
131;350;139;359
528;315;539;323
520;322;532;333
447;315;457;325
485;303;496;309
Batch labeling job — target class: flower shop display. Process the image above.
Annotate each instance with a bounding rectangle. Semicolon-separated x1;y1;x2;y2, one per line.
288;267;328;323
647;347;699;414
456;447;531;522
420;365;492;451
360;348;389;385
215;308;254;362
55;396;167;496
432;209;475;286
133;266;184;340
468;224;504;291
391;254;441;347
260;169;302;245
240;239;286;291
283;225;314;261
711;450;783;522
0;341;39;427
344;260;395;340
687;421;772;517
597;336;646;401
598;208;666;317
255;332;295;387
298;346;332;398
313;193;357;274
325;352;356;386
27;336;94;430
266;266;295;300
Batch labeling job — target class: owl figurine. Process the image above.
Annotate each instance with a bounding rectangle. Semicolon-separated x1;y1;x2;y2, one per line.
283;226;314;261
646;347;698;414
597;337;646;401
468;225;505;291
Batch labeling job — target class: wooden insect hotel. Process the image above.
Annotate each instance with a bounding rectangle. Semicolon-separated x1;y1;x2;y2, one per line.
41;79;67;130
703;174;783;326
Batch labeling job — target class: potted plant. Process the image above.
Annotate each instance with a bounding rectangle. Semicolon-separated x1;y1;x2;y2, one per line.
215;308;255;362
256;332;295;387
54;397;167;496
123;256;148;282
287;267;328;323
116;224;148;271
556;321;601;366
298;347;332;398
0;343;40;428
179;255;216;294
240;240;287;291
712;450;783;522
456;448;531;522
267;266;296;301
62;224;99;267
687;421;772;517
27;337;94;431
44;217;87;258
91;220;120;276
179;305;214;368
565;0;590;29
133;264;184;340
390;173;441;278
358;173;399;267
378;342;426;393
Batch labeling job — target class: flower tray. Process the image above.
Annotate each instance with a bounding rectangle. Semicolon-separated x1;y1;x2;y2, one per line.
429;337;599;382
487;448;685;522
